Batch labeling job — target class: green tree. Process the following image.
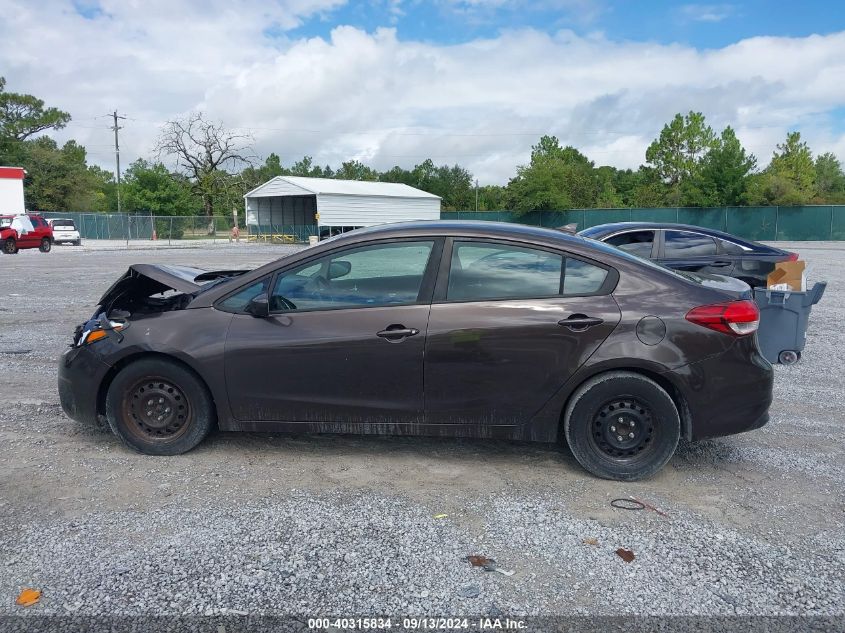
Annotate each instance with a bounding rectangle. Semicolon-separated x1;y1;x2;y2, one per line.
476;184;507;211
23;137;112;211
683;126;756;206
121;159;196;215
814;152;845;202
289;155;333;177
506;136;598;213
335;159;379;181
745;131;816;205
0;77;71;145
241;153;288;191
645;112;717;190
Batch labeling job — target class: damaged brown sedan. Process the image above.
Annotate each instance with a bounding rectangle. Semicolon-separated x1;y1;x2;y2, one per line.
58;221;773;480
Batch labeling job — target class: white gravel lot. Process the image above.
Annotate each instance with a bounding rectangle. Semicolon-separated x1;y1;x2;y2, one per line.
0;240;842;629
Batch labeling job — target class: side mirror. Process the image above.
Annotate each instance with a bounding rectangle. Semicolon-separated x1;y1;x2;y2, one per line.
245;294;270;318
328;260;351;280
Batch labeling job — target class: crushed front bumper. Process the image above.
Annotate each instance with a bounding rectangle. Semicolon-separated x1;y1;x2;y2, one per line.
58;345;112;425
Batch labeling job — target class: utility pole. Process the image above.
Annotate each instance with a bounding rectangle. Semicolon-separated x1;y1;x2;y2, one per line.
111;111;126;213
475;179;479;212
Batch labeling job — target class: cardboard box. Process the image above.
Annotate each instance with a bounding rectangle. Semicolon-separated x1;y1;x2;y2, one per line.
767;261;806;291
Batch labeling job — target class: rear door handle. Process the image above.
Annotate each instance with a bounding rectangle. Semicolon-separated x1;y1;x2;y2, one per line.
558;315;604;331
376;325;420;341
710;260;732;267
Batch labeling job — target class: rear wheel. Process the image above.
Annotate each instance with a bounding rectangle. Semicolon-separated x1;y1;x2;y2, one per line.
564;371;680;481
106;358;215;455
39;238;51;253
3;239;17;254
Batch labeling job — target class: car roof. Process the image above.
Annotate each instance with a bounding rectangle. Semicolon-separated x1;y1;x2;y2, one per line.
578;221;778;250
194;219;672;308
321;220;585;245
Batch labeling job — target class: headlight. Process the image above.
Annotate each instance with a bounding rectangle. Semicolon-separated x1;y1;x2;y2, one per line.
78;322;125;346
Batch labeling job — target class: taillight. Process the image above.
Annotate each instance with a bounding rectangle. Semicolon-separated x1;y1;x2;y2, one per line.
685;300;760;336
787;252;799;261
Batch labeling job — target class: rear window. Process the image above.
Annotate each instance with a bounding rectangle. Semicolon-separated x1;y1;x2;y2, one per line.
719;239;747;254
664;231;718;257
605;230;655;258
52;219;76;228
563;258;608;295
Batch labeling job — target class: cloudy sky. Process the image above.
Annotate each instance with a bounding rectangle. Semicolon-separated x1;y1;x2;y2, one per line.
2;0;845;183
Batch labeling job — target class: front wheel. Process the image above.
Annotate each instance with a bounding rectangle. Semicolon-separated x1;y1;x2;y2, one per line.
105;358;215;455
3;239;17;254
39;238;51;253
564;371;680;481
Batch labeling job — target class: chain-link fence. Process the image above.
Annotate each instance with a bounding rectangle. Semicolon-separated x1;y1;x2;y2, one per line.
32;206;845;246
36;212;319;245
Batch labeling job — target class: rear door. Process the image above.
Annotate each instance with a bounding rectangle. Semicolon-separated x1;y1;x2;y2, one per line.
424;239;621;426
658;229;734;276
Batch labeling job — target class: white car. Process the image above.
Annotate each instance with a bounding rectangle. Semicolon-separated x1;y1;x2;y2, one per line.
48;218;82;245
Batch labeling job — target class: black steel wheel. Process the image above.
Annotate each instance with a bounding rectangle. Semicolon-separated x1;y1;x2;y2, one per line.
590;398;656;459
564;371;680;481
121;377;193;443
106;358;215;455
39;238;52;253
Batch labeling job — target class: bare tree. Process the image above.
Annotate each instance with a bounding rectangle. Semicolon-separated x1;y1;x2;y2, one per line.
155;112;254;233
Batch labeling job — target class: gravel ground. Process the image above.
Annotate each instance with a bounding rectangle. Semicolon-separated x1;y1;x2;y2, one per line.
0;241;843;624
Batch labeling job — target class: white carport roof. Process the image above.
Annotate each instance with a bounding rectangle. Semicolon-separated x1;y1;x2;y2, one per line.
244;176;441;199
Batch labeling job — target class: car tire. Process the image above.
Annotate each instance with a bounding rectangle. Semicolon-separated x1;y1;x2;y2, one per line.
3;239;17;254
74;240;82;246
105;357;216;456
39;238;51;253
563;371;680;481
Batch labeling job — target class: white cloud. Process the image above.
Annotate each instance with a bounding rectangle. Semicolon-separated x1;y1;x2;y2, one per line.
678;3;736;23
1;0;844;185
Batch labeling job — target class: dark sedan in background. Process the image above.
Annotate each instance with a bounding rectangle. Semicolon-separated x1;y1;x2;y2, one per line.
578;222;797;288
59;221;773;481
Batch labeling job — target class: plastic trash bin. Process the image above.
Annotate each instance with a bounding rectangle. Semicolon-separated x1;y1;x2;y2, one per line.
752;282;827;365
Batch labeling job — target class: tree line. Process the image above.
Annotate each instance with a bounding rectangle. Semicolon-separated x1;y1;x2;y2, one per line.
2;77;845;223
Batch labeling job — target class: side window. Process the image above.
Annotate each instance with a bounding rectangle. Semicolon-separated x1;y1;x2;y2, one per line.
605;231;655;258
563;258;608;295
271;240;434;311
664;231;718;257
447;242;563;301
218;277;271;312
719;239;747;255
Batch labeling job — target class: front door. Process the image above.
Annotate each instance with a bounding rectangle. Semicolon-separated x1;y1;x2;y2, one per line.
223;239;440;425
424;240;621;426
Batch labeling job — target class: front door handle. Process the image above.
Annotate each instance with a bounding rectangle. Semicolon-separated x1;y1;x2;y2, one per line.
558;315;604;331
376;325;420;342
710;260;732;267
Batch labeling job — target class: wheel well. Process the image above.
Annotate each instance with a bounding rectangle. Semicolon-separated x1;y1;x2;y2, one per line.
560;367;692;441
96;352;218;425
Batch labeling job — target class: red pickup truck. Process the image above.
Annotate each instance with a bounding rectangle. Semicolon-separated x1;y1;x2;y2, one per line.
0;214;53;254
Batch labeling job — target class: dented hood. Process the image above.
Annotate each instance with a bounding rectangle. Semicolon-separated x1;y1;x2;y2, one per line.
97;264;246;308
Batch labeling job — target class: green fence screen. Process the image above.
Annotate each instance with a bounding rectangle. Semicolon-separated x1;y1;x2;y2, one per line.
443;206;842;241
32;206;845;242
